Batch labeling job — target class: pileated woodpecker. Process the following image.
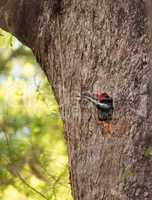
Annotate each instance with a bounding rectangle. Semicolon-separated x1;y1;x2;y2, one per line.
81;92;114;121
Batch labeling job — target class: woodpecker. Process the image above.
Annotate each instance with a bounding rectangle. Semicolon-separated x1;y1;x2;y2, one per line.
81;92;114;121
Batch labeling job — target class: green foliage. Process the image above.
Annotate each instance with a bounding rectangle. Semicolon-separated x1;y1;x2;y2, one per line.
0;29;14;47
0;29;72;200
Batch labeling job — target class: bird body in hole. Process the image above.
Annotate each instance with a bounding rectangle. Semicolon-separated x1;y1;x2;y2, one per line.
81;92;113;121
81;92;114;134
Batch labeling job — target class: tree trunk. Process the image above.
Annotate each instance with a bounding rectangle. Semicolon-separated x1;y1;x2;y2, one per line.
1;0;152;199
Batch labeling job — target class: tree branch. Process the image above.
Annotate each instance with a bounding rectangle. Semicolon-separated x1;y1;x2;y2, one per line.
0;0;43;47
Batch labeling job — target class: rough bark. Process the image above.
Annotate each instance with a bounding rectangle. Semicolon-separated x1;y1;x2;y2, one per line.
1;0;152;200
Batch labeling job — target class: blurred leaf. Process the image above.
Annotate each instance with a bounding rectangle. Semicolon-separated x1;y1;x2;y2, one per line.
0;29;72;200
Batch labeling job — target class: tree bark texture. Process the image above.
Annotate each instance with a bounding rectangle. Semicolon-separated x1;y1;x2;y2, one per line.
1;1;152;200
